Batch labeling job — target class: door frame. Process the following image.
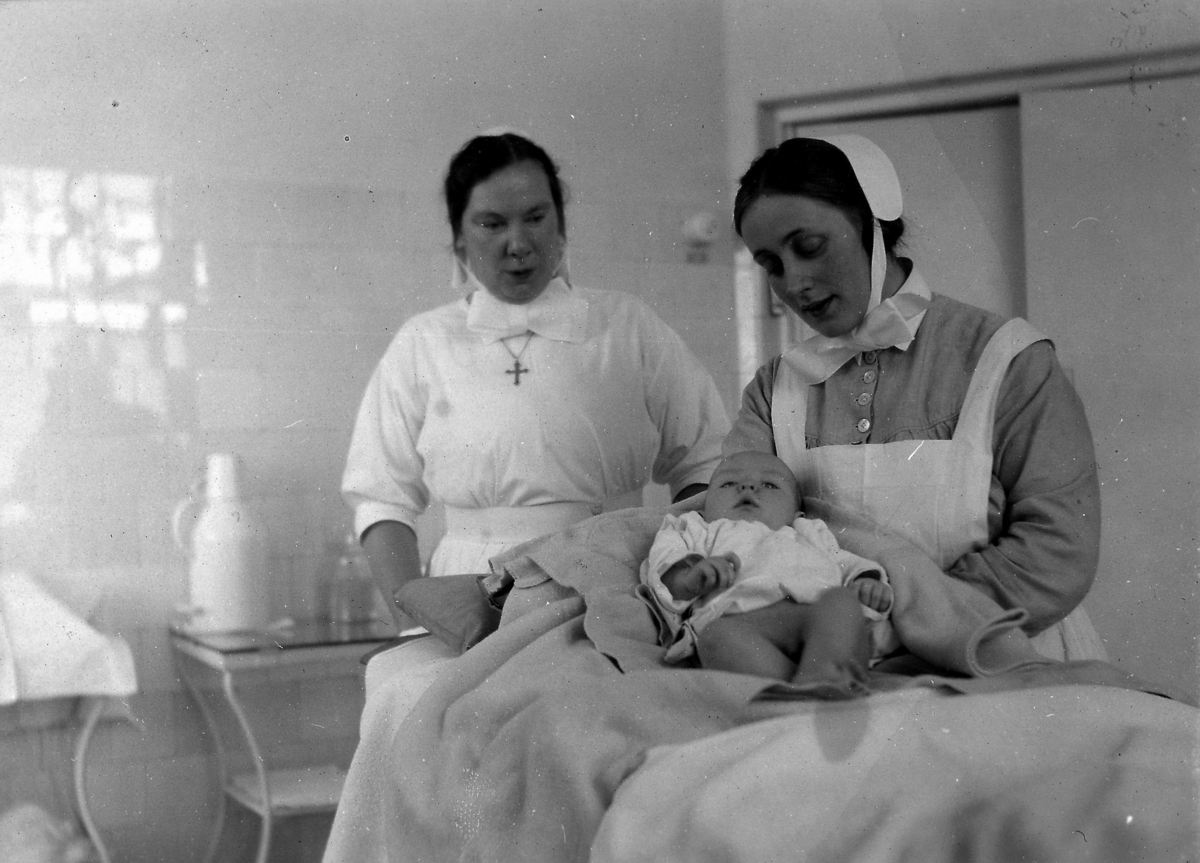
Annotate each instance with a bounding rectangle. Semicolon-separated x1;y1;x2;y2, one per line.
760;43;1200;146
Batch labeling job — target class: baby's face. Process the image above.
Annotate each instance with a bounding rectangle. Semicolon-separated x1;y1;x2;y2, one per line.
704;451;800;531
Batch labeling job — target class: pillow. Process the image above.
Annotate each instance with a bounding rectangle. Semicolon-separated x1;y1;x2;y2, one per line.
394;574;503;655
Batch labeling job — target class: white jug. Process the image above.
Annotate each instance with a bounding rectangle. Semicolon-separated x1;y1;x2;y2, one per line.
172;453;270;632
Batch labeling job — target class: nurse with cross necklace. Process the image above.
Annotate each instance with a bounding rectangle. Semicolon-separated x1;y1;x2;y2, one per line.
340;130;730;687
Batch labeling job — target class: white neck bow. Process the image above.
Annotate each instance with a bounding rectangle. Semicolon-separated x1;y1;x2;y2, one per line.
461;263;589;344
781;268;932;385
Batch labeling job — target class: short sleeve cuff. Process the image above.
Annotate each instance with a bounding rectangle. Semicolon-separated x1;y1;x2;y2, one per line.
353;502;420;541
668;464;720;499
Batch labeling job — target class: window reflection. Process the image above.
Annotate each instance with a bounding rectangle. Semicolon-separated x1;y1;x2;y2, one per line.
0;166;190;576
0;165;195;410
1;168;163;293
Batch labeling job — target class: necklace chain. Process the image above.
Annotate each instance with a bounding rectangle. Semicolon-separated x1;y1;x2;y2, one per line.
501;331;534;385
500;331;534;359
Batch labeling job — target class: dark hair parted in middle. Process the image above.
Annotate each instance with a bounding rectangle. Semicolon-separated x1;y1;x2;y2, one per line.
443;133;568;241
733;137;904;257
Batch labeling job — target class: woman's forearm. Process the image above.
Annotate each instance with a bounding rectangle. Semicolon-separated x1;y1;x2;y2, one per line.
950;346;1101;632
673;483;708;503
946;475;1099;632
361;520;424;627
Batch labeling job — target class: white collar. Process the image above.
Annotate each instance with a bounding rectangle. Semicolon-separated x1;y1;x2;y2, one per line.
464;274;589;343
781;268;932;386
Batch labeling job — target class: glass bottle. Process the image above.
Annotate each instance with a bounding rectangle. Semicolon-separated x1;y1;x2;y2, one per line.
324;532;374;625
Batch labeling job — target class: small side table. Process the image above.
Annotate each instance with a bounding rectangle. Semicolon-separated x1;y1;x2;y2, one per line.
170;619;403;863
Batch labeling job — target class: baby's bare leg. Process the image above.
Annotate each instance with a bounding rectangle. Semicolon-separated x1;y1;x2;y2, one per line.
791;587;870;687
695;601;816;680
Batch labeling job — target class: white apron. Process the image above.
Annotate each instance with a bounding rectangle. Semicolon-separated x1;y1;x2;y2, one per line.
771;318;1106;662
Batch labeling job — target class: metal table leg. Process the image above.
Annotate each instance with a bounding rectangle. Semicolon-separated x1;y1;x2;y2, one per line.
178;669;229;863
73;697;112;863
220;670;273;863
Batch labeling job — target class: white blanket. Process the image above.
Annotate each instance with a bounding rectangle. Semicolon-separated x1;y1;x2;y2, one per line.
323;505;1196;863
593;684;1200;862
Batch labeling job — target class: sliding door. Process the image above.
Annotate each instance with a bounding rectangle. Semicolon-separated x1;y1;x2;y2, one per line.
1022;76;1200;697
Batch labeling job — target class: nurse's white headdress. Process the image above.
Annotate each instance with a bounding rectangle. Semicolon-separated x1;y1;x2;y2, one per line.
781;134;930;384
480;125;532;138
814;134;902;312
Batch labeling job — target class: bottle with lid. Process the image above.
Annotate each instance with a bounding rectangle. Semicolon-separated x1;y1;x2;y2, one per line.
172;453;270;632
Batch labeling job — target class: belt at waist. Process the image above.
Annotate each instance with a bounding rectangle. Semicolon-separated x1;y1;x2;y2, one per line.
443;503;593;543
443;491;644;543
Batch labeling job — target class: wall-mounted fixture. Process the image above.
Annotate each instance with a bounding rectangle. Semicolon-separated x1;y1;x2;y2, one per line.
682;211;720;264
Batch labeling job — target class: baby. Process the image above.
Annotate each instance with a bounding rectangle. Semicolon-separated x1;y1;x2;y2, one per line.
640;450;895;688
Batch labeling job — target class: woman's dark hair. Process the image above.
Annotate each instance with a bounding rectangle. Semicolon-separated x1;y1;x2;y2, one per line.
444;133;567;240
733;137;904;256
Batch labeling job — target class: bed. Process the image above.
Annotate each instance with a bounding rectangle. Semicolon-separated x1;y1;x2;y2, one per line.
323;500;1199;863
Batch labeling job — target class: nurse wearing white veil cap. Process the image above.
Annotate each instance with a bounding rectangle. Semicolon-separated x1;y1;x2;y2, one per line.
773;134;931;386
727;133;1108;664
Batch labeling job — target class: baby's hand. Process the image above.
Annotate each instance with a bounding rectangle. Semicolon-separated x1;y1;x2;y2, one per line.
691;553;739;597
663;553;739;600
853;572;893;613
